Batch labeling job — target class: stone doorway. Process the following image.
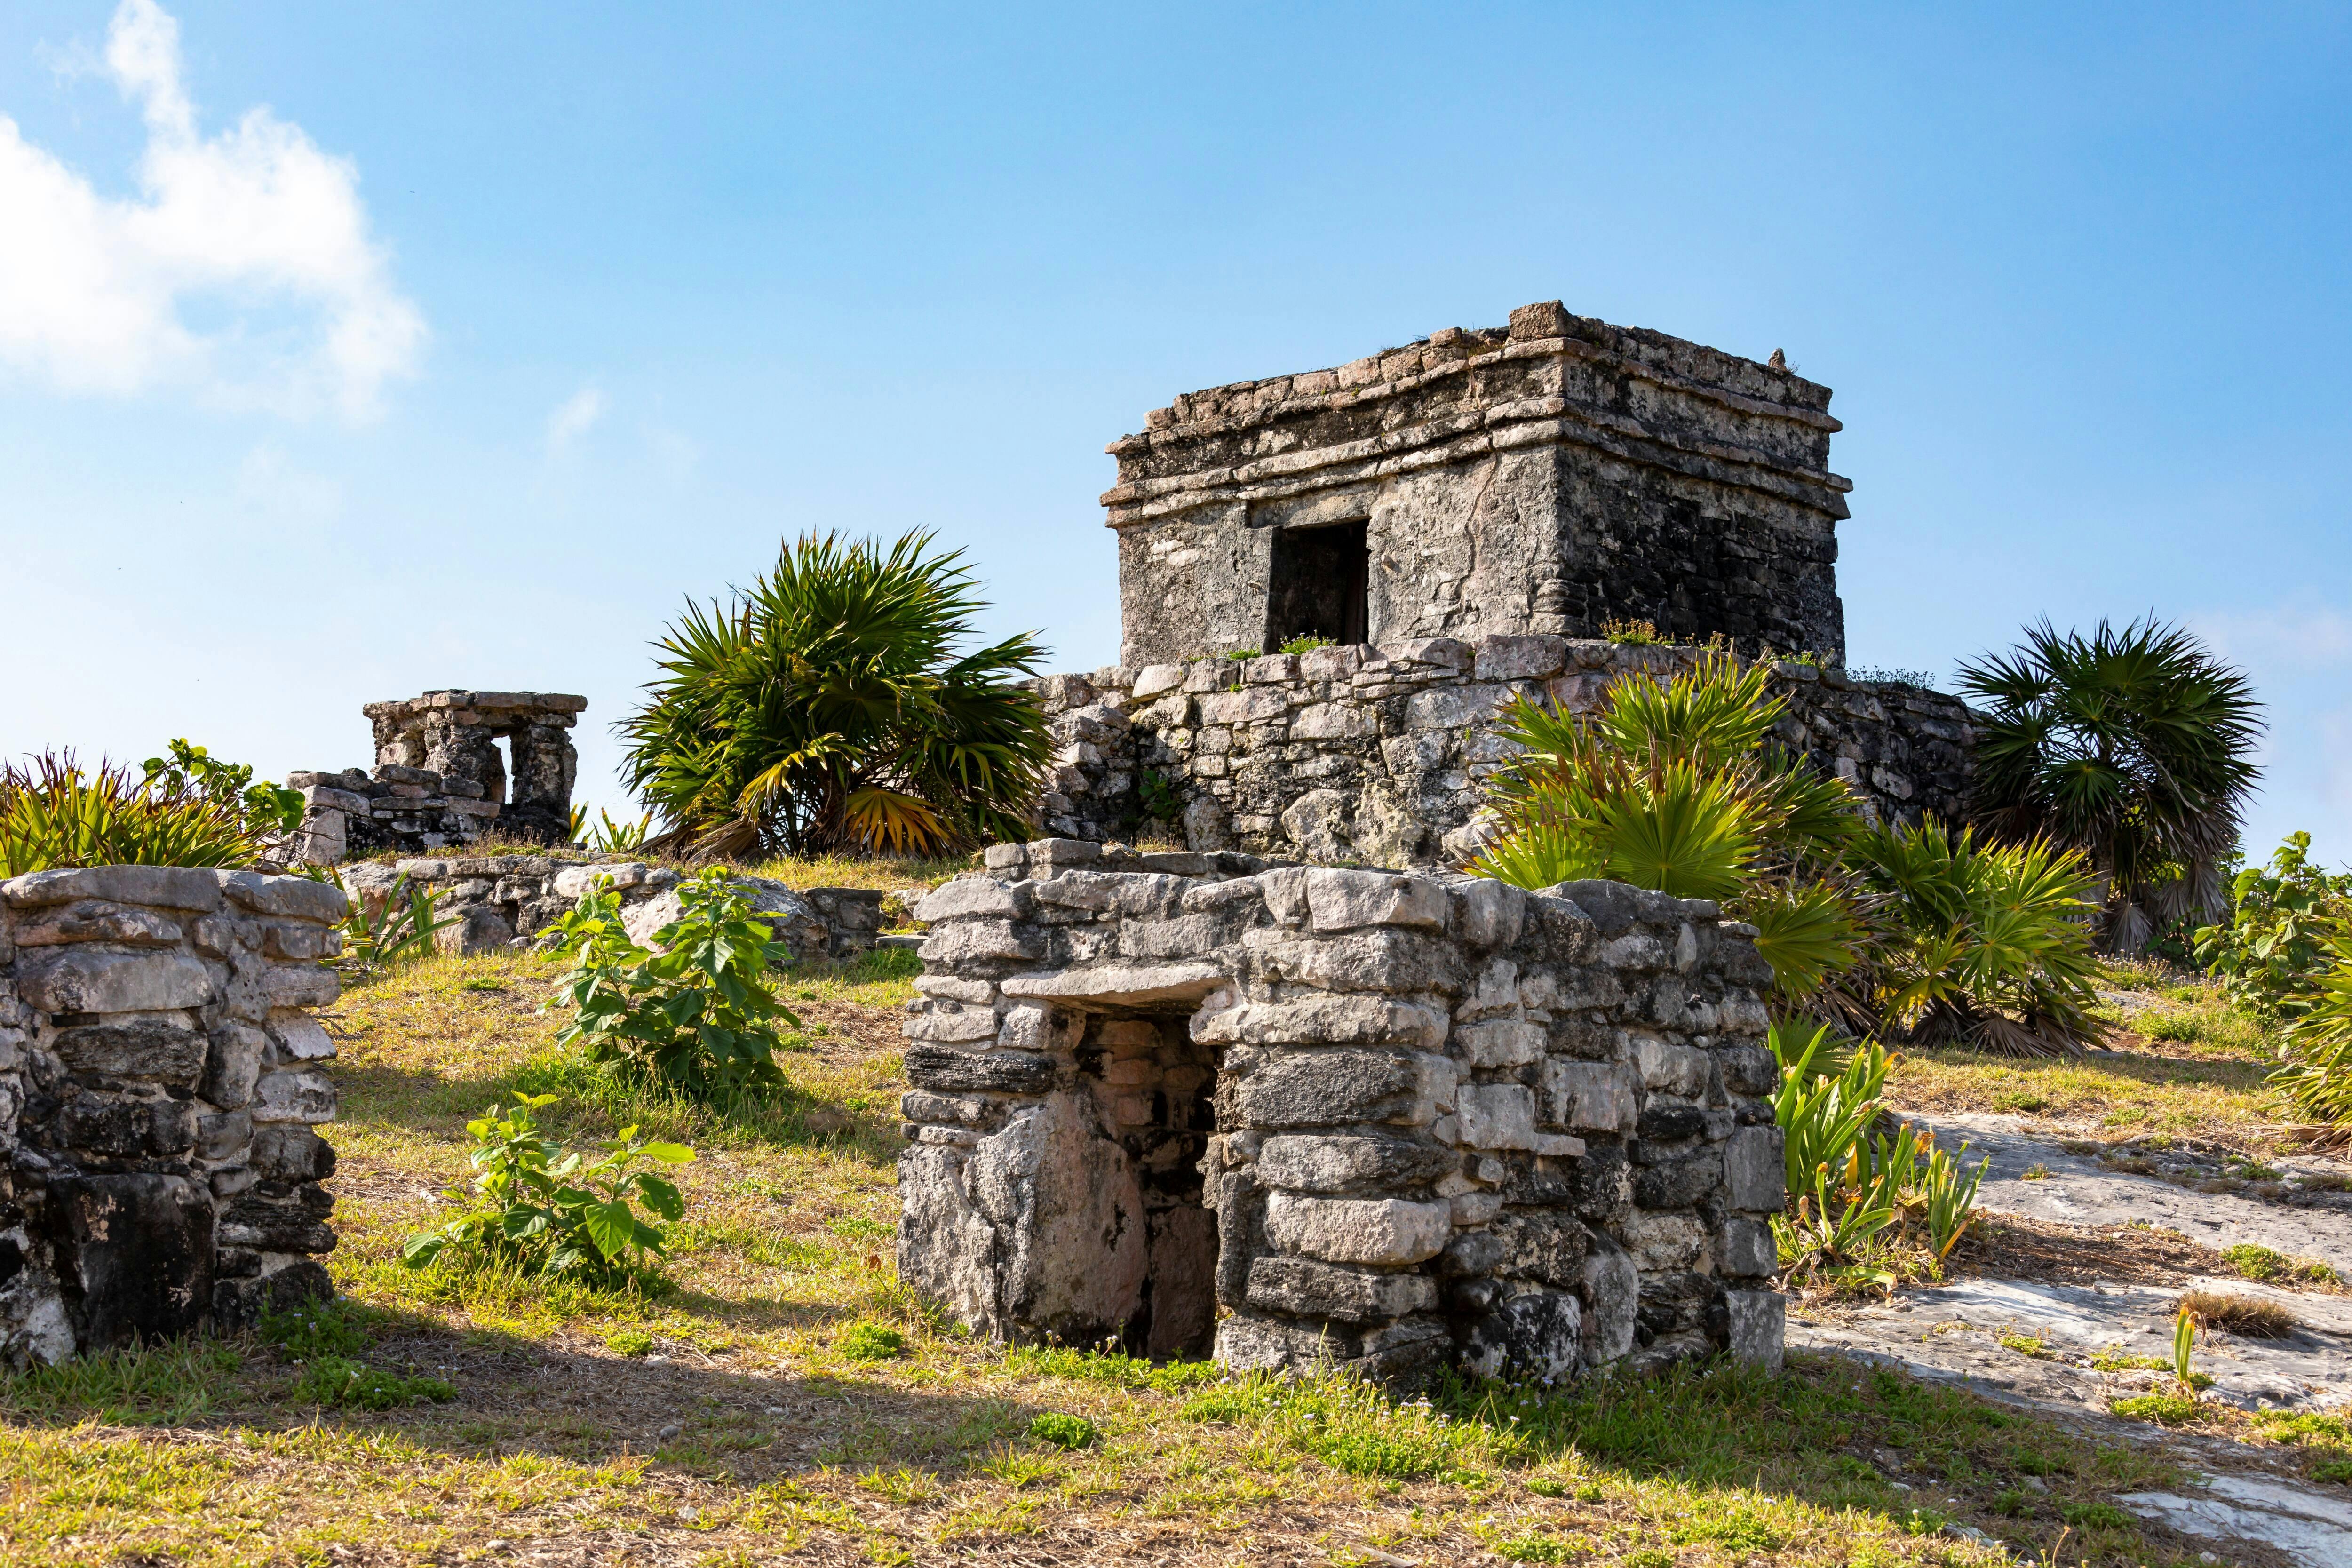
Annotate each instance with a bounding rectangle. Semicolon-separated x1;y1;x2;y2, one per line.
1265;519;1370;650
1076;1008;1219;1358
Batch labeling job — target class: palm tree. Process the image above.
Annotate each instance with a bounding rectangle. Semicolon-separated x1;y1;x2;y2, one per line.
1957;618;2262;952
618;531;1051;859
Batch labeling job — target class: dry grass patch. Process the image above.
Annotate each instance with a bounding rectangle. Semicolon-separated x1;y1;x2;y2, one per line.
2177;1289;2299;1338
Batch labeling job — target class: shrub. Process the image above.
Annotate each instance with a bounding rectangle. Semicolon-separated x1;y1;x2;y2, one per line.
570;804;652;853
2193;832;2352;1018
1845;817;2105;1056
2221;1242;2337;1284
1025;1412;1097;1449
2270;925;2352;1129
617;530;1050;857
606;1329;655;1357
1138;769;1182;825
541;870;799;1099
1960;617;2262;952
139;739;305;842
0;750;266;875
836;1321;908;1362
401;1093;694;1288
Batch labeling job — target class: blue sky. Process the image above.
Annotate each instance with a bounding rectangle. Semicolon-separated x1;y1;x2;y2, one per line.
3;1;2347;865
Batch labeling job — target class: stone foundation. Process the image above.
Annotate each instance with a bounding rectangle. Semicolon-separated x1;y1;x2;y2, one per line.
0;865;347;1366
1033;636;1971;864
896;838;1785;1385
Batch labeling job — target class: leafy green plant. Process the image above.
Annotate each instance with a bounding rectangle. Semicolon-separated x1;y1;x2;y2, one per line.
1601;616;1669;646
570;804;653;853
1278;634;1336;655
837;1321;909;1362
1138;769;1182;825
1770;1021;1896;1192
541;870;799;1099
1025;1412;1097;1449
1;750;266;875
1961;617;2262;952
2270;924;2352;1129
2222;1242;2337;1284
140;739;305;841
606;1329;655;1357
618;530;1050;857
2193;832;2352;1017
260;1299;373;1361
337;874;460;971
1845;817;2104;1056
1845;667;1939;687
400;1093;695;1287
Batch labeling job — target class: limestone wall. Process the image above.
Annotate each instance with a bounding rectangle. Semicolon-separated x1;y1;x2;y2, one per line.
1032;635;1973;865
896;838;1785;1386
0;865;347;1366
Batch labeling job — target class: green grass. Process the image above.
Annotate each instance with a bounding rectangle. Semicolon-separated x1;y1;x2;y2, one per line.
1024;1412;1098;1450
2222;1242;2341;1284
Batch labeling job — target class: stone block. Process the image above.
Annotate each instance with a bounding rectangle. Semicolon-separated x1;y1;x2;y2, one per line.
1581;1245;1639;1365
1456;1019;1542;1068
251;1069;337;1125
1722;1218;1775;1278
1255;1134;1460;1194
1635;1102;1707;1144
1244;929;1462;995
1215;1311;1350;1372
901;1003;1001;1043
1465;1286;1581;1380
216;872;348;924
1450;879;1525;949
1726;1289;1785;1371
999;962;1225;1007
200;1024;269;1108
1490;1210;1590;1288
1472;635;1569;682
1246;1256;1437;1322
1;864;222;912
52;1018;207;1080
918;919;1043;966
1233;1051;1427;1129
1633;1035;1710;1096
51;1174;215;1350
1305;870;1449;935
11;900;182;947
1541;1060;1638;1134
1263;1194;1451;1265
1725;1126;1785;1211
913;877;1033;923
1632;1147;1722;1210
905;1045;1055;1096
264;962;343;1009
16;948;213;1014
1454;1084;1537;1151
1193;995;1447;1051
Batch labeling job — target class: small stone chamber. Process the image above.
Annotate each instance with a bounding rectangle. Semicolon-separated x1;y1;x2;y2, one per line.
897;840;1786;1385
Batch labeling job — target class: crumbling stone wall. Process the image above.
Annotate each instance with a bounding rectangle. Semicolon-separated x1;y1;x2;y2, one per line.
336;855;892;962
290;691;588;863
1033;636;1972;864
0;866;346;1366
1105;301;1852;668
897;838;1785;1386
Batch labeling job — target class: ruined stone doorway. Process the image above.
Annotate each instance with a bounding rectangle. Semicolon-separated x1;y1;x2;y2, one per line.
1076;1008;1220;1360
1265;520;1370;650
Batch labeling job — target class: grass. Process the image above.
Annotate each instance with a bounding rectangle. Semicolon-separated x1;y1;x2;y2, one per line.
2178;1289;2299;1338
0;944;2240;1565
2222;1242;2342;1285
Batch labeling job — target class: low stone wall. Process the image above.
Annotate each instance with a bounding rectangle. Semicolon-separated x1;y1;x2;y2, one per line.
337;856;891;961
0;865;347;1366
896;838;1785;1386
1033;636;1973;866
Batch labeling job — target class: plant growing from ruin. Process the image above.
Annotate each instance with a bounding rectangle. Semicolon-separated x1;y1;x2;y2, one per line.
337;873;459;972
1960;617;2262;952
0;749;267;875
540;869;799;1100
618;530;1051;858
401;1092;694;1288
139;738;305;842
1278;634;1335;655
572;804;653;853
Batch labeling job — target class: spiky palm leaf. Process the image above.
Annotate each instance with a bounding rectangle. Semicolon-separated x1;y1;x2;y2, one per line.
1958;618;2261;949
617;531;1051;858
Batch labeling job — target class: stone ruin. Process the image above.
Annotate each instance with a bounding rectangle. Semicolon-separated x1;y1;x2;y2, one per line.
289;689;587;863
1107;299;1851;669
0;865;346;1366
1026;300;1977;867
898;839;1786;1385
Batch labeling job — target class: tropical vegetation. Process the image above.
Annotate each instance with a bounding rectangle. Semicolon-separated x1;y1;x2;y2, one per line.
1;747;279;875
1958;617;2261;953
2193;830;2352;1018
616;530;1051;858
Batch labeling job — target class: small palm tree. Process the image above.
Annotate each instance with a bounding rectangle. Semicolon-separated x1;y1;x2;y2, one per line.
1958;618;2262;951
618;531;1051;858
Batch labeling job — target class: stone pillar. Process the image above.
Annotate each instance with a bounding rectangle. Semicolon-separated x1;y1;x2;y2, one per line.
0;865;347;1366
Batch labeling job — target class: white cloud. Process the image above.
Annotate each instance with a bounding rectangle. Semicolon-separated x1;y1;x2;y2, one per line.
545;385;606;454
233;442;342;525
0;0;423;418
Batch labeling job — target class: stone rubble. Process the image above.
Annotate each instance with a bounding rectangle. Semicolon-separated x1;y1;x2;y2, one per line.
0;864;347;1365
896;837;1785;1387
1032;635;1971;864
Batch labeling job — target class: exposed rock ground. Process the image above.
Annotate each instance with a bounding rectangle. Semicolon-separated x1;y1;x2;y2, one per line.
1789;1111;2352;1565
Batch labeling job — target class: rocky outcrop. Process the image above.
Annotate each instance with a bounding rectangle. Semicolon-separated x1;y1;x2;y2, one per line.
896;837;1785;1387
0;865;347;1365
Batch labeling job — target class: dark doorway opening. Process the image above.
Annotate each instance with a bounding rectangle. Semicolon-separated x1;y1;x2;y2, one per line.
1265;520;1370;650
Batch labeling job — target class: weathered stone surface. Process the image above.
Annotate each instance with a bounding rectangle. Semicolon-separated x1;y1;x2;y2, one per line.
1633;1147;1723;1210
1303;870;1448;934
11;901;182;947
1456;1083;1538;1150
1193;995;1447;1051
52;1175;215;1351
252;1070;337;1125
1727;1289;1786;1371
914;877;1032;923
52;1019;207;1079
1456;1019;1543;1068
1246;1256;1437;1322
1582;1243;1640;1366
1263;1194;1451;1265
999;962;1226;1006
1725;1126;1786;1211
1465;1287;1582;1381
201;1024;269;1109
1489;1211;1591;1288
2;865;222;911
1234;1051;1427;1129
16;949;213;1014
1255;1134;1460;1194
905;1045;1055;1096
253;1125;337;1183
1723;1218;1776;1278
1542;1059;1639;1134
